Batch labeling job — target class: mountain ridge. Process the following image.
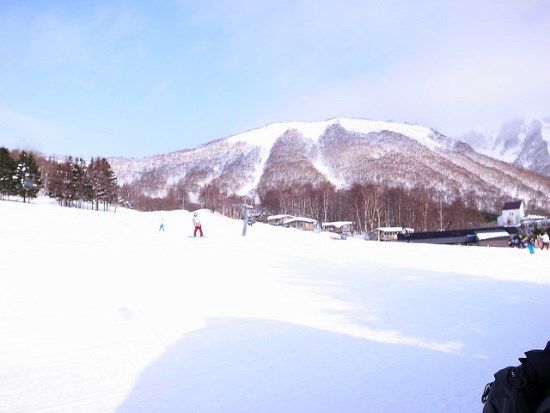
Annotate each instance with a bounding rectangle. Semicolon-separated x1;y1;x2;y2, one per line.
456;117;550;176
109;117;550;212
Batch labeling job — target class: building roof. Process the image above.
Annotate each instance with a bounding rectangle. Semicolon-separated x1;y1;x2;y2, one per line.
372;226;406;232
284;217;317;224
397;226;520;244
475;231;510;241
322;221;354;228
267;214;293;221
502;200;523;210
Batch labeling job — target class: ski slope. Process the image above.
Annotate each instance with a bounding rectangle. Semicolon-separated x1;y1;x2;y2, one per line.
1;197;549;413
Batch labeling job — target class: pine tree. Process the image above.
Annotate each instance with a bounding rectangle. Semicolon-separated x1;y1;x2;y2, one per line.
101;158;118;209
49;157;73;206
85;157;117;211
0;147;17;198
47;157;117;210
70;157;87;207
13;151;42;202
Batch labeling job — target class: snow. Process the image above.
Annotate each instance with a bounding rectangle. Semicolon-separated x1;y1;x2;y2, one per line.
1;197;549;413
313;157;343;188
227;118;440;193
542;119;550;152
336;118;440;151
322;221;354;229
227;118;440;151
470;117;550;164
475;231;510;241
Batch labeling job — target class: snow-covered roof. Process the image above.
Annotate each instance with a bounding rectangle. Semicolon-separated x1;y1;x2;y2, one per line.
267;214;293;221
523;214;547;220
372;226;405;232
284;217;317;224
322;221;354;228
475;231;510;241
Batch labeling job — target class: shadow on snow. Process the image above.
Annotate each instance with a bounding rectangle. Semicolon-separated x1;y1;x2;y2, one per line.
117;317;483;413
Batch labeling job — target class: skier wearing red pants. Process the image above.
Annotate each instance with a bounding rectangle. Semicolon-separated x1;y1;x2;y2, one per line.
192;212;204;237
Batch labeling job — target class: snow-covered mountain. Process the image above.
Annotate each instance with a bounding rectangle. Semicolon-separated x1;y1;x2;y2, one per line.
109;118;550;211
456;118;550;176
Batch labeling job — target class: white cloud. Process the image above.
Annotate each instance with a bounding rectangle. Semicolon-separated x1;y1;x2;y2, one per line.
2;1;549;157
243;0;550;135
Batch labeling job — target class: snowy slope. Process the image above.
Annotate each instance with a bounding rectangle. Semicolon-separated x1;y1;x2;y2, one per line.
457;117;550;176
227;118;447;151
225;118;453;193
1;197;549;412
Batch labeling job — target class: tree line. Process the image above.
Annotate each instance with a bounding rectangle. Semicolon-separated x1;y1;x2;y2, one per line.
0;147;118;211
184;180;498;233
137;177;498;232
257;181;493;233
45;156;118;211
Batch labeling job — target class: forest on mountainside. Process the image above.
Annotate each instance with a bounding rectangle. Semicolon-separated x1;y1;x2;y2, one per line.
3;147;549;235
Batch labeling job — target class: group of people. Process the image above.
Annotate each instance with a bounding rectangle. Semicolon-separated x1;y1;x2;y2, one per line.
158;212;204;237
510;232;550;250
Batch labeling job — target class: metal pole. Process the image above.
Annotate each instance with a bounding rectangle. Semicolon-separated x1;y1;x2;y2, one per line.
242;205;249;236
242;204;253;236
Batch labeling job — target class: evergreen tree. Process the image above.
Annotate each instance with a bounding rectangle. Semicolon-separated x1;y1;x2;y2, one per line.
70;157;87;207
0;147;17;198
49;158;73;206
47;157;117;210
100;158;118;209
87;157;101;210
13;151;42;202
85;157;117;211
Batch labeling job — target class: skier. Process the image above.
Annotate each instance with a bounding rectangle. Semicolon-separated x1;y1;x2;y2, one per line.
543;232;550;250
192;212;204;237
159;218;165;231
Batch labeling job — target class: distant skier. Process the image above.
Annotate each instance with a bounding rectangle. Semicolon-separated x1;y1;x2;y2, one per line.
192;212;204;237
159;218;165;231
543;232;550;250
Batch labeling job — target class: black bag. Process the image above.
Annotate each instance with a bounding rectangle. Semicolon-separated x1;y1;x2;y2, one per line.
482;341;550;413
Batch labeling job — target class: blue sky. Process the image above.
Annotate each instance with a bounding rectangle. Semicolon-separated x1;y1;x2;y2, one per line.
1;0;549;158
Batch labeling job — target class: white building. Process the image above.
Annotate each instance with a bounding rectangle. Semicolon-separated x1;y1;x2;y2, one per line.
497;200;524;226
368;226;413;241
322;221;355;235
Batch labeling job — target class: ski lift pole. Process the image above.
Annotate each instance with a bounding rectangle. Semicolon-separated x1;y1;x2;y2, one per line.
242;204;253;236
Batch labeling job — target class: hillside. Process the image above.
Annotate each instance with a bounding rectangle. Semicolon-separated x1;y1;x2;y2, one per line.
109;118;550;212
